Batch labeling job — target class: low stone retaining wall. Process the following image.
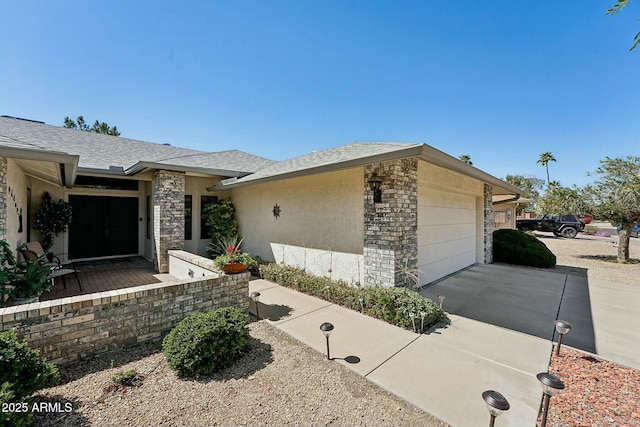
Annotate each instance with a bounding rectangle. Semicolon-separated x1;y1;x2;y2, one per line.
0;252;249;365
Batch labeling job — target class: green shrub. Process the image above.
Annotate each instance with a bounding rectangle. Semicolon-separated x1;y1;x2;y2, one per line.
259;264;447;332
0;330;59;427
202;199;239;253
493;229;557;268
162;307;251;377
112;369;143;387
0;329;59;400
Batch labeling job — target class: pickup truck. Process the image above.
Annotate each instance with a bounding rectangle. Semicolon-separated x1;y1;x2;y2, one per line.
516;214;585;238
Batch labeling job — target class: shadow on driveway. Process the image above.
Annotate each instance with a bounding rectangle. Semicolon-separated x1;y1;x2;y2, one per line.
419;263;596;353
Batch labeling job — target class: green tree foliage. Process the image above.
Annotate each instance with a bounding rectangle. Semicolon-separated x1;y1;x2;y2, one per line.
585;156;640;262
606;0;640;51
537;152;556;185
63;115;121;136
504;174;545;214
458;154;472;165
535;182;592;217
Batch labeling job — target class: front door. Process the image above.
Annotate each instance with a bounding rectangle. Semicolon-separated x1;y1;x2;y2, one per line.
69;196;139;259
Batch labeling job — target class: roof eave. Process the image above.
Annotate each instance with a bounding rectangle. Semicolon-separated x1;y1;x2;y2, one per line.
0;146;79;188
124;161;249;178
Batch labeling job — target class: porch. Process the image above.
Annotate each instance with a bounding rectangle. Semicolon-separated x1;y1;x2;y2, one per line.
39;256;175;301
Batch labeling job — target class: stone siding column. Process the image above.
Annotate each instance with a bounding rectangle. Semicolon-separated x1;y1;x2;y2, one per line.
153;170;186;273
484;184;493;264
364;159;418;287
0;157;6;241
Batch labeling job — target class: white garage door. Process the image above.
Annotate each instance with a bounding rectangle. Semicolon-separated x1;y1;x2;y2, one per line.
417;187;477;284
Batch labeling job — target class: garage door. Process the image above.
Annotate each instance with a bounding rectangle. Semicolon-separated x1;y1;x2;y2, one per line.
417;187;476;284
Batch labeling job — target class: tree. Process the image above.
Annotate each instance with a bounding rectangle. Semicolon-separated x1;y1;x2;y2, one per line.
606;0;640;51
537;152;556;185
63;115;120;136
585;156;640;262
458;154;472;165
535;183;592;218
504;174;545;214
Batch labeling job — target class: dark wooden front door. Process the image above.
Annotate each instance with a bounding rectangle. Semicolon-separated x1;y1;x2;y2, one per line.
69;196;139;259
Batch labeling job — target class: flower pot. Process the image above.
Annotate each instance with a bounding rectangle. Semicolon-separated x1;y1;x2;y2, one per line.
223;263;248;274
12;296;39;305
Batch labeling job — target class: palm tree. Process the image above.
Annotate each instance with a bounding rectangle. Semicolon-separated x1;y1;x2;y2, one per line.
537;152;556;185
458;154;472;165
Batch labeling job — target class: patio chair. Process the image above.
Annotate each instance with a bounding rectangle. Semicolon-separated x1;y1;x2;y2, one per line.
25;241;63;269
20;249;83;292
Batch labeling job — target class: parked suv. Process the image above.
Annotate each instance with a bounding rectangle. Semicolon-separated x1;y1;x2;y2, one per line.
516;214;585;238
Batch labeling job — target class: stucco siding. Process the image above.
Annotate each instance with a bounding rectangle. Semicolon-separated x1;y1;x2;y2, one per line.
417;161;483;284
231;167;365;261
5;159;29;250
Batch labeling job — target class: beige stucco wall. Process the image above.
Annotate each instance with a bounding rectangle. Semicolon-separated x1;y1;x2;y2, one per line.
5;159;29;250
230;167;365;261
184;176;230;256
417;161;484;284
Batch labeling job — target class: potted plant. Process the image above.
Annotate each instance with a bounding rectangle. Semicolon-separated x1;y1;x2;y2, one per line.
211;237;255;274
0;240;52;304
33;192;73;253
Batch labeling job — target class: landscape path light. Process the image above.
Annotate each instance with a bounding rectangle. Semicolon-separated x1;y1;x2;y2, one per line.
537;372;565;427
437;294;445;309
554;320;572;356
250;292;261;319
482;390;510;427
320;322;334;360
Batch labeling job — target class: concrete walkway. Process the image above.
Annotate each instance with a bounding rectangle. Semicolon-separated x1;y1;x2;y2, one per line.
250;279;552;427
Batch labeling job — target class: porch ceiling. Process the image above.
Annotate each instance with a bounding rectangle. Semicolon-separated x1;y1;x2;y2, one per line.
15;158;63;186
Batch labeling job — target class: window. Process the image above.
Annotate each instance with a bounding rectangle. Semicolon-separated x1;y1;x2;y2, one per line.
185;195;193;240
494;211;507;224
200;196;218;239
74;175;139;191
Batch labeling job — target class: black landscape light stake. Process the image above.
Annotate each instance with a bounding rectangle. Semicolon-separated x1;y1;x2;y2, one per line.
482;390;510;427
554;320;572;356
320;322;334;360
537;372;565;427
250;292;261;319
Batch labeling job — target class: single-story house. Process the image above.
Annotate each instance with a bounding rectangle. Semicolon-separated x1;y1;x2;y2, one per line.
492;195;531;230
0;115;521;287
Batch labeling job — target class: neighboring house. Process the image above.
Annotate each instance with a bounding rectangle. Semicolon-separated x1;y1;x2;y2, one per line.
0;115;522;287
492;195;531;230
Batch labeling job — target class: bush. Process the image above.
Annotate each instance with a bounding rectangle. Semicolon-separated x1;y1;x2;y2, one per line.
162;307;251;377
493;229;556;268
259;264;447;332
0;329;59;427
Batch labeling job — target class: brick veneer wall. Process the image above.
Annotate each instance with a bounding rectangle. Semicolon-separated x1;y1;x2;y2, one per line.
0;157;6;241
0;269;249;365
153;170;186;273
484;184;493;263
364;159;418;287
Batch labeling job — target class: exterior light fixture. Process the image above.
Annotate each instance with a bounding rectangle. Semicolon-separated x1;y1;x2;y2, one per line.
250;292;261;319
419;311;426;333
537;372;565;427
437;294;445;309
368;172;382;203
320;322;334;360
408;312;417;333
554;320;572;356
482;390;510;427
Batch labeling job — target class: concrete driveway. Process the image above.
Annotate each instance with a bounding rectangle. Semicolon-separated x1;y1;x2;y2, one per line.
420;263;640;370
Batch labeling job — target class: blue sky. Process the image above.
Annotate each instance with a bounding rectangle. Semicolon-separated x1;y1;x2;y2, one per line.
1;1;638;188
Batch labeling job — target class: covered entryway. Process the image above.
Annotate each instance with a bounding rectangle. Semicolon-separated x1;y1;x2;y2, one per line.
69;195;139;259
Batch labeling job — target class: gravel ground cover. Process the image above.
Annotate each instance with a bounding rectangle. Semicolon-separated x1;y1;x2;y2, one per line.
535;231;640;427
34;321;446;427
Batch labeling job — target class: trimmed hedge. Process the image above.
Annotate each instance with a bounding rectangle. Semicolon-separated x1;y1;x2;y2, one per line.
162;307;251;377
493;229;557;268
259;264;447;332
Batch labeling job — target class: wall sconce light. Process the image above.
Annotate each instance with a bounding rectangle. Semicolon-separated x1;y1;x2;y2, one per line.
369;172;382;203
506;209;512;219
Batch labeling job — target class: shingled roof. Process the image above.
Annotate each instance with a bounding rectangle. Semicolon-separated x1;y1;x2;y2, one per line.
0;116;273;175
